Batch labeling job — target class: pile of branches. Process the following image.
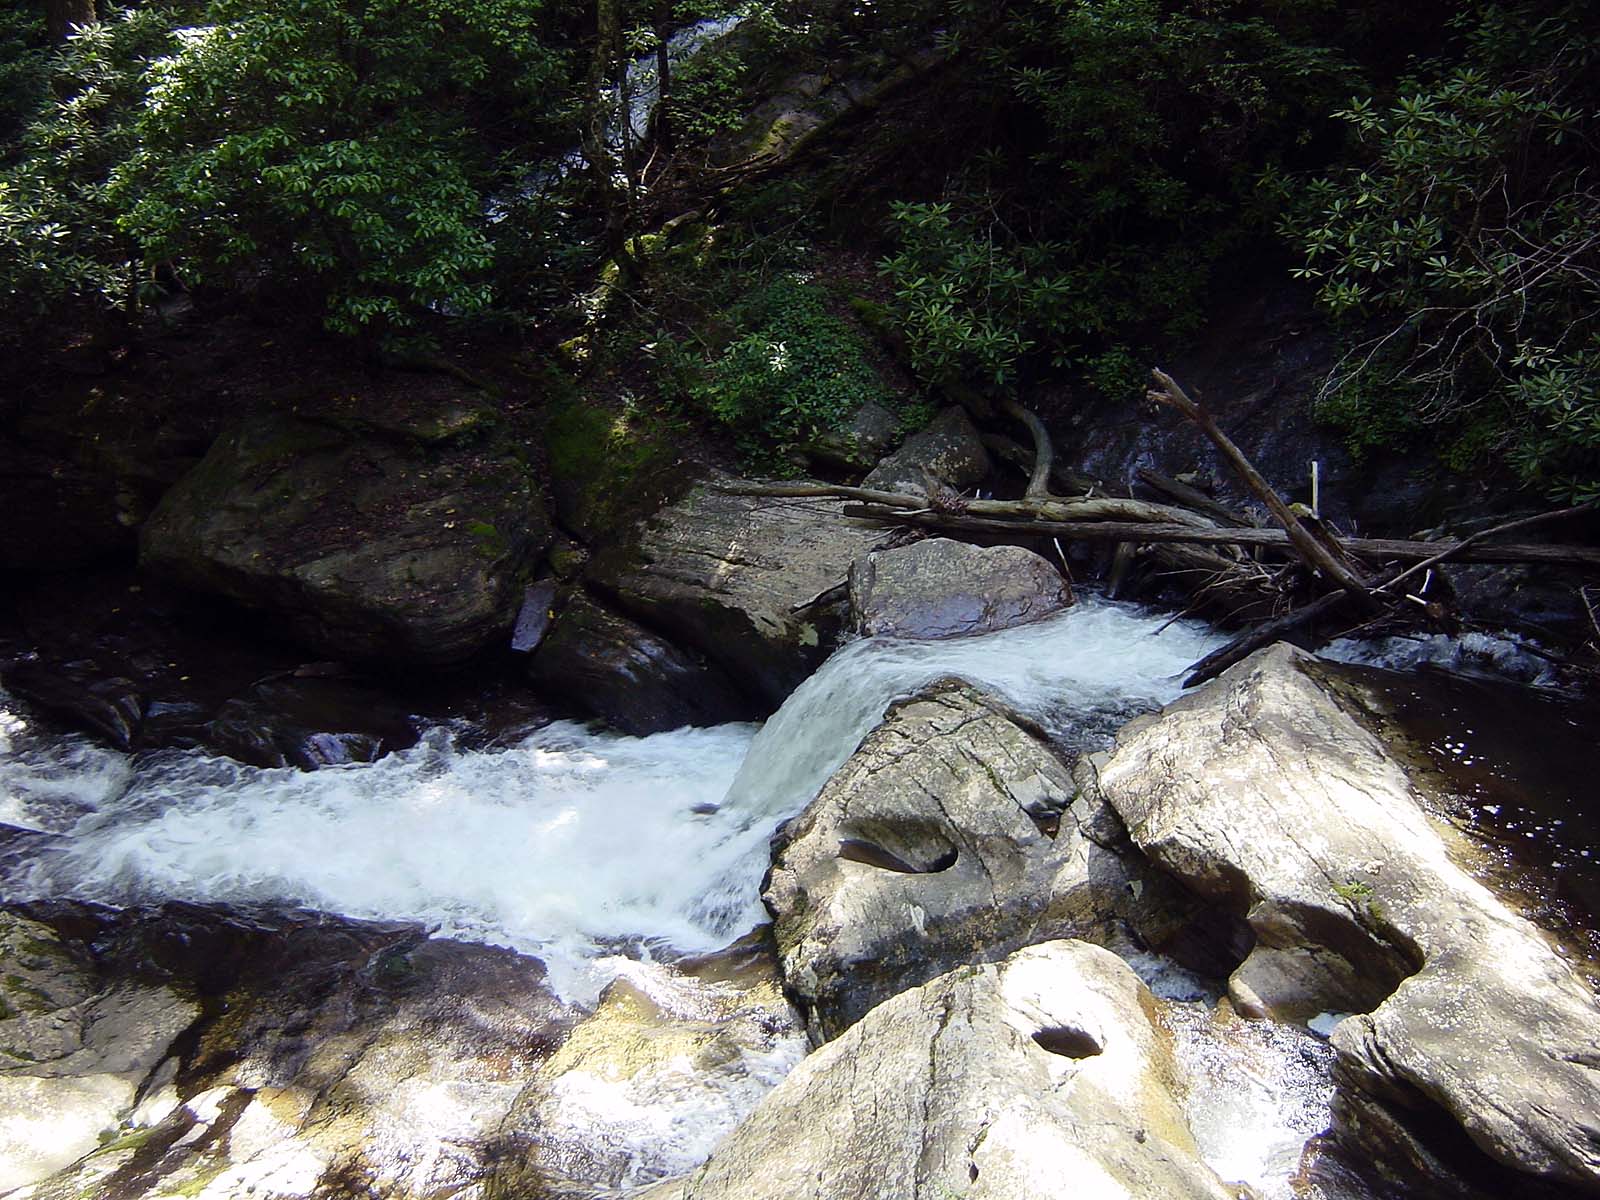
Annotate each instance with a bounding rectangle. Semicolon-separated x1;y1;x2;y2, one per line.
724;371;1600;687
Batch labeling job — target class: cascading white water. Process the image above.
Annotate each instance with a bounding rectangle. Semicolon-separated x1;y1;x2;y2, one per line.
0;597;1222;1002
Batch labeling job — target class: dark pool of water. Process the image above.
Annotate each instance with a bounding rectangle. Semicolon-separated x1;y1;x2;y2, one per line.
1340;663;1600;974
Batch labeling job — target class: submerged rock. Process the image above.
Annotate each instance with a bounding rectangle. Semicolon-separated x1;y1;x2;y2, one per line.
526;593;752;734
861;404;991;495
1098;643;1600;1196
488;958;806;1195
654;941;1235;1200
766;679;1195;1042
589;477;892;708
848;537;1071;639
140;415;549;667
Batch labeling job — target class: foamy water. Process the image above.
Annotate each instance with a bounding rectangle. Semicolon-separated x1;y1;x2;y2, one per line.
0;598;1222;1001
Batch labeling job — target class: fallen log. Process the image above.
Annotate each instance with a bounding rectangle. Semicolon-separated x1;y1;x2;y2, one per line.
1148;369;1379;608
1136;469;1256;528
835;505;1600;569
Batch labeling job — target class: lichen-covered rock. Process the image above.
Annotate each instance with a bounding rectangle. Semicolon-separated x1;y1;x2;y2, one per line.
526;593;753;734
1098;643;1600;1195
663;941;1235;1200
848;537;1071;639
589;477;892;708
860;405;990;494
766;679;1195;1042
140;415;550;667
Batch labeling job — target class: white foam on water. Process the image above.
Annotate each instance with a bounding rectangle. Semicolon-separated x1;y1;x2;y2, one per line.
2;598;1221;1003
0;691;132;833
1163;1002;1339;1199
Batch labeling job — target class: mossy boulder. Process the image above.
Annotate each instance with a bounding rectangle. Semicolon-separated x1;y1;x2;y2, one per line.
544;396;689;543
140;415;550;667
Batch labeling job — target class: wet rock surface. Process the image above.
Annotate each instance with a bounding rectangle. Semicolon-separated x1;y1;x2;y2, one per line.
848;537;1072;639
0;571;424;763
655;941;1236;1200
1098;643;1600;1195
1;902;576;1200
488;954;805;1196
527;592;753;734
589;476;893;708
766;679;1195;1042
140;414;550;667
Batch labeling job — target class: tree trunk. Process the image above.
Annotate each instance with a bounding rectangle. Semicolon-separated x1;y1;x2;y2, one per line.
653;1;673;153
584;0;643;283
46;0;95;41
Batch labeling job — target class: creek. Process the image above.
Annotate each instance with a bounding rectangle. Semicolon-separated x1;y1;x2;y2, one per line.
0;596;1589;1199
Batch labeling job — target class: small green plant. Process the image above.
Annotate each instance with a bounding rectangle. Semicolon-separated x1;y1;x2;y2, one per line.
660;272;893;468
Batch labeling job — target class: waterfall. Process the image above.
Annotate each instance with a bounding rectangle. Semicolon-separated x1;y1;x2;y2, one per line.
0;597;1221;1002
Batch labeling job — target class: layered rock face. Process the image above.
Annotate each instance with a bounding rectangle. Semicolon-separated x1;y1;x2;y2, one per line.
140;415;549;667
1098;643;1600;1195
589;478;892;707
651;941;1236;1200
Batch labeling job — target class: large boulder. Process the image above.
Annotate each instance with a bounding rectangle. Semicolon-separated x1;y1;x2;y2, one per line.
656;941;1236;1200
766;679;1196;1042
1097;643;1600;1195
140;415;550;667
589;477;892;708
526;592;753;734
848;537;1071;639
802;400;902;474
860;405;990;495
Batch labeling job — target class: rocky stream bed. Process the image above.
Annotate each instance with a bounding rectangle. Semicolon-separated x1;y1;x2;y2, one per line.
3;352;1599;1199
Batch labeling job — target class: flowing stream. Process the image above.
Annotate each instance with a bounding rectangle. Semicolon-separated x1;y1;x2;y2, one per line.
0;597;1580;1198
0;597;1221;1001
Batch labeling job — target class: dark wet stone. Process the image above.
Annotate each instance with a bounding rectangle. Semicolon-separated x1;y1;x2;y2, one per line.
527;593;752;734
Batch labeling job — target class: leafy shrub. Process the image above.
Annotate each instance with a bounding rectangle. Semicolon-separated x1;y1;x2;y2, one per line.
660;272;893;466
876;0;1357;395
1;0;571;344
1281;2;1600;497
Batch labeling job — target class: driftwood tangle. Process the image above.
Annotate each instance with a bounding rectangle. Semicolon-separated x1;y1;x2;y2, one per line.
719;369;1599;685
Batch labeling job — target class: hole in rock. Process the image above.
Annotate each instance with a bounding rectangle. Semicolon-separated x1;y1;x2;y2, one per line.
838;839;958;873
837;817;960;874
1026;810;1061;838
1032;1025;1103;1058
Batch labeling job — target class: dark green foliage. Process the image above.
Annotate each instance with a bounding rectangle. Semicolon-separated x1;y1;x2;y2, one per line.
1;0;573;343
660;273;894;467
1281;2;1600;497
0;6;47;149
876;0;1359;394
